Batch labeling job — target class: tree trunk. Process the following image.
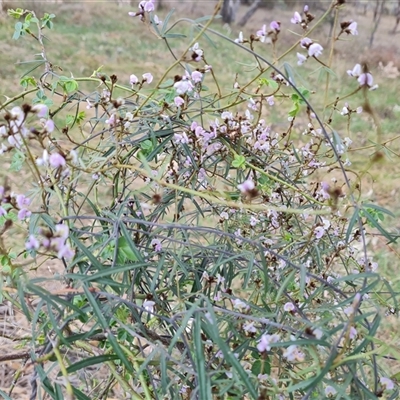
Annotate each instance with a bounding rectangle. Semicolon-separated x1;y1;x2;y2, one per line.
238;0;261;26
221;0;240;24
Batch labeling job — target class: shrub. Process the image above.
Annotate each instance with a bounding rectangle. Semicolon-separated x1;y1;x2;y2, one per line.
0;1;398;399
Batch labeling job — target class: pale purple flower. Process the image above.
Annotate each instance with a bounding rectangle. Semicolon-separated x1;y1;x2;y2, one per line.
190;42;203;61
300;37;313;48
243;321;257;333
153;14;162;25
26;235;40;251
347;63;361;77
304;4;309;12
256;25;267;42
232;298;248;311
45;119;54;133
237;179;255;193
139;0;154;12
57;243;75;260
16;194;31;209
358;73;373;87
258;373;268;382
325;386;337;397
142;72;153;84
266;95;275;105
380;377;394;391
36;150;49;166
55;224;69;240
220;211;229;220
314;226;325;239
250;216;259;226
174;80;194;95
347;21;358;35
143;300;155;313
341;106;349;115
105;114;116;126
0;206;7;217
214;291;222;302
283;344;304;362
308;43;323;57
356;106;363;113
174;96;184;107
297;52;307;65
344;305;354;316
270;20;280;32
49;153;66;168
234;32;244;43
312;328;323;339
32;104;48;118
151;238;162;252
173;132;190;144
130;74;139;85
18;208;31;220
291;11;302;24
349;326;357;339
191;70;203;83
70;150;78;164
283;302;295;312
257;333;280;352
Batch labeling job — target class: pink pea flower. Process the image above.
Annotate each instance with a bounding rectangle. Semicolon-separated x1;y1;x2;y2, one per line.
297;53;307;65
291;11;302;24
347;21;358;35
142;73;153;84
139;0;154;13
45;119;55;133
153;15;162;25
174;96;185;107
49;153;66;168
266;95;275;105
130;74;139;85
174;80;194;95
284;302;295;312
380;377;394;391
358;73;373;87
256;25;267;42
237;179;255;193
314;226;325;239
270;20;280;32
151;238;162;252
105;114;116;126
57;243;75;260
191;70;203;83
347;64;361;77
257;333;280;352
18;208;31;220
16;194;31;209
55;223;69;240
300;37;313;48
308;43;323;57
143;300;155;313
32;104;48;118
26;235;40;251
234;32;244;43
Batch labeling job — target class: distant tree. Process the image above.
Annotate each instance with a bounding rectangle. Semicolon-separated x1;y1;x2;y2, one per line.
221;0;240;23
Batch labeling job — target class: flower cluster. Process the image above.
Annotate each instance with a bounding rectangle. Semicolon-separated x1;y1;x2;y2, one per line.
291;4;315;30
0;104;54;155
26;223;75;260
